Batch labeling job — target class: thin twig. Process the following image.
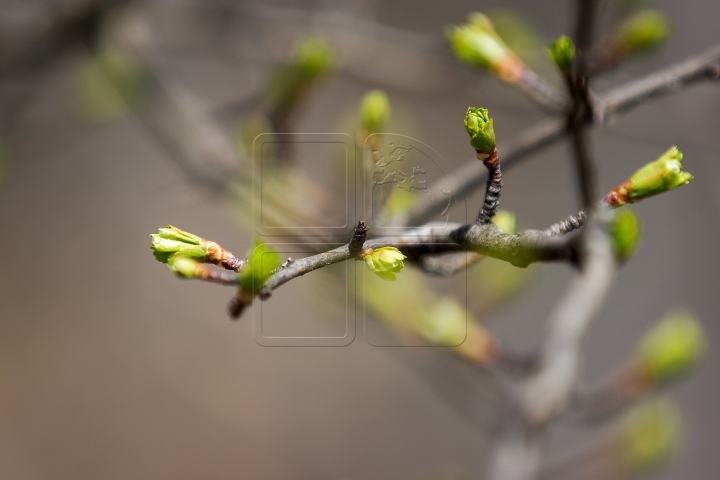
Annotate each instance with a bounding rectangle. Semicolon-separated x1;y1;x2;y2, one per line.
259;222;575;299
406;45;720;225
476;146;503;225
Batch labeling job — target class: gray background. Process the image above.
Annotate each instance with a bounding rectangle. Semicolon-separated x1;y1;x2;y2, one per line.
1;0;719;478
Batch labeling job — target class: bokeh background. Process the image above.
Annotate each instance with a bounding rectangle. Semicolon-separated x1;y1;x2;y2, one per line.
1;0;719;478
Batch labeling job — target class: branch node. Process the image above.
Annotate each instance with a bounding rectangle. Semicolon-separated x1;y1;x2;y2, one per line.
348;221;370;257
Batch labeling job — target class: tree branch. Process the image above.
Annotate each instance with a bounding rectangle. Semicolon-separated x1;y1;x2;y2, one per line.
521;211;617;425
259;222;576;300
406;44;720;225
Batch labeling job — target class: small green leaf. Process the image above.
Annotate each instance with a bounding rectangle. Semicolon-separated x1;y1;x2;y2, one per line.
548;35;575;72
239;239;281;293
464;107;496;152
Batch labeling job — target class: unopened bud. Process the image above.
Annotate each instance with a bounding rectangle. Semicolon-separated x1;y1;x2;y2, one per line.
150;226;241;269
606;147;692;206
361;246;407;281
447;13;525;82
291;35;335;79
614;10;671;54
358;90;391;133
615;400;684;474
167;256;202;279
548;35;575;73
238;239;281;294
634;311;705;384
611;208;641;261
464;107;496;154
491;210;516;234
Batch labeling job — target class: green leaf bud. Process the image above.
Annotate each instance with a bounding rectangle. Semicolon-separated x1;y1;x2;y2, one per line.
614;10;671;53
611;207;641;260
634;311;706;384
491;210;516;234
464;107;496;153
150;225;241;269
446;13;524;81
548;35;575;73
362;247;407;281
616;400;684;474
358;90;391;133
606;147;693;206
238;239;281;294
167;256;202;279
629;146;692;201
150;226;205;264
291;35;335;79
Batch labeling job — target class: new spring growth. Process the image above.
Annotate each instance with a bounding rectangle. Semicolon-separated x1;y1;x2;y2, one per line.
265;35;335;114
613;9;671;54
634;311;706;384
616;400;683;474
291;35;335;79
447;13;525;82
606;147;693;206
238;239;281;294
491;210;516;234
167;256;203;279
150;226;242;270
548;35;575;73
361;247;407;281
358;90;391;133
611;208;641;261
464;107;496;159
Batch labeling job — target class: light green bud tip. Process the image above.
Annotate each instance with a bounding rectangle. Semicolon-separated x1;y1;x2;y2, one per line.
629;146;692;201
150;225;204;264
238;239;281;294
611;208;641;260
615;9;672;52
168;256;201;278
548;35;575;72
292;35;335;78
464;107;496;152
446;13;512;70
635;311;706;383
491;210;516;234
363;247;407;281
359;90;391;132
617;400;684;473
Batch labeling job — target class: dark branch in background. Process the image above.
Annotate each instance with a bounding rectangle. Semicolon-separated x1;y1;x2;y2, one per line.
595;44;720;123
407;45;720;226
515;69;571;113
567;0;600;210
0;0;127;132
0;0;126;76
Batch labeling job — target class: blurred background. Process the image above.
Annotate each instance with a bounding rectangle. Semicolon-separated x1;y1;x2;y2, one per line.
1;0;719;478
